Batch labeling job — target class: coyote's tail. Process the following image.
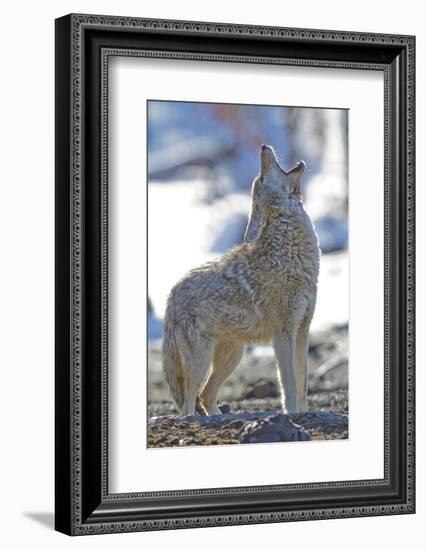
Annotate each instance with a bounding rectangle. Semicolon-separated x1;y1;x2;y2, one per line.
162;310;185;413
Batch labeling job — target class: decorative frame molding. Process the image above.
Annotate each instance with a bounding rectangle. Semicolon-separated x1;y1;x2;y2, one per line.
55;13;415;535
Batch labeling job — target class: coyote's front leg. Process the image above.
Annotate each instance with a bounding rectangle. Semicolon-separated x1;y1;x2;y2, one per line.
273;328;298;413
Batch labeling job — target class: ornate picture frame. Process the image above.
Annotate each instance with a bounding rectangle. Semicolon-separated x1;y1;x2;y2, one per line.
55;13;415;535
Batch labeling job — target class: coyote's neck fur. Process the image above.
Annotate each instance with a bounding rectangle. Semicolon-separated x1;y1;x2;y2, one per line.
250;199;320;288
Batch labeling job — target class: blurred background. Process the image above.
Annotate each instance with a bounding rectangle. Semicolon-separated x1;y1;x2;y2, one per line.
147;100;349;417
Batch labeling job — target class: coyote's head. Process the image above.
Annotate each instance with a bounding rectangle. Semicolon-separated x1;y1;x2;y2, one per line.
244;144;306;243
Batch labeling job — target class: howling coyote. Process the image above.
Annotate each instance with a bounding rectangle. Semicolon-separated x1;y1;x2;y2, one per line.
162;145;320;415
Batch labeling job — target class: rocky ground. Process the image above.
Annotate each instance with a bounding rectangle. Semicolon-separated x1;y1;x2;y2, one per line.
147;324;348;448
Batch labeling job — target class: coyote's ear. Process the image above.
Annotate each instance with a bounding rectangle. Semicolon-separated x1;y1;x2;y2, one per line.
287;160;306;196
244;205;266;243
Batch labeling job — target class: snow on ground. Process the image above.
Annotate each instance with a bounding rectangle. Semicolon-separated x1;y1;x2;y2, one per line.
148;179;216;324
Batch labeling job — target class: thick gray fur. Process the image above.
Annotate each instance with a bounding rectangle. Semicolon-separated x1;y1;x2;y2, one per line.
162;145;320;415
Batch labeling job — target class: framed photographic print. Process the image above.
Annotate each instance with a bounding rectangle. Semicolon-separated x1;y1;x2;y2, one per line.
55;14;415;535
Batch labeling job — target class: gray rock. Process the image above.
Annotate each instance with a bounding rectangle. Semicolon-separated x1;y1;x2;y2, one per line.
239;414;311;444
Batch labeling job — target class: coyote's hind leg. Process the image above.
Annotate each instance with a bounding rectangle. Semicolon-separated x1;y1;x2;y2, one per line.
178;331;213;416
199;341;244;415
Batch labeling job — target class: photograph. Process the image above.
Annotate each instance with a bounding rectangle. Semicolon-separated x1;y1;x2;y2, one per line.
147;100;349;448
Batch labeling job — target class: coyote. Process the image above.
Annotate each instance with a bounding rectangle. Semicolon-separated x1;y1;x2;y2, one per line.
162;145;320;415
